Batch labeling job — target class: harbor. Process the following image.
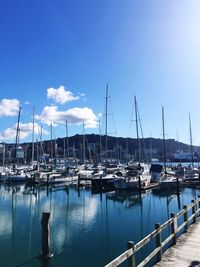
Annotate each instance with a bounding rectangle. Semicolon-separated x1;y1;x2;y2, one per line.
1;1;200;266
0;91;200;267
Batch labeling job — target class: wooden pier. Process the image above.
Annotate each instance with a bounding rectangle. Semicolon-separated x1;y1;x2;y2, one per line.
154;220;200;266
104;196;200;267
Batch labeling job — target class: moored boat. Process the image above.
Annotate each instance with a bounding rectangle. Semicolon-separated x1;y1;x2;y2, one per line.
114;163;151;190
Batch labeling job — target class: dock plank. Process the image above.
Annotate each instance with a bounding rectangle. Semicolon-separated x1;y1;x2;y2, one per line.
154;219;200;267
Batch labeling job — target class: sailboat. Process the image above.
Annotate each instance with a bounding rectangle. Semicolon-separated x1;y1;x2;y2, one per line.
91;85;122;190
159;106;180;189
2;107;32;183
114;96;151;190
181;114;200;186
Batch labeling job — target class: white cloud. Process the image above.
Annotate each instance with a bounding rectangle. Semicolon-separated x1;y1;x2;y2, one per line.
79;92;87;101
35;105;98;128
47;85;79;104
0;122;49;141
0;99;20;117
97;113;102;118
80;93;85;97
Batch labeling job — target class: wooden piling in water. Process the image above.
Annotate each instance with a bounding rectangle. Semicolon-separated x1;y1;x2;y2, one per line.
100;174;103;190
176;177;180;195
47;174;50;185
138;175;141;191
33;173;36;184
78;174;80;187
39;212;53;259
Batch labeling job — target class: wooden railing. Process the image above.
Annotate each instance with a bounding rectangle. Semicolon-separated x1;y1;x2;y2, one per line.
105;196;200;267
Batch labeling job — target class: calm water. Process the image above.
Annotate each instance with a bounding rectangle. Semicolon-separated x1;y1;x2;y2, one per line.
0;183;199;267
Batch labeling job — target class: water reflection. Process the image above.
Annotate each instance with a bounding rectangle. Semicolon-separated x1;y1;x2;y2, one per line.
0;183;200;267
106;190;143;208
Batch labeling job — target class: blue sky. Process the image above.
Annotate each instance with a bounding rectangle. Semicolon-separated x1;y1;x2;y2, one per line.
0;0;200;145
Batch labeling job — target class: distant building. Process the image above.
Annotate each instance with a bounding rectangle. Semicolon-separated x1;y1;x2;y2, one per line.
173;150;198;161
135;148;159;162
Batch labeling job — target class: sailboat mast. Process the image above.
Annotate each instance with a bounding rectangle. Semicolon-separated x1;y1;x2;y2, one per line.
50;123;53;166
99;120;102;165
150;134;152;162
105;84;108;164
15;106;21;162
126;138;129;164
176;131;181;164
2;142;5;168
66;120;69;166
134;96;142;191
32;107;35;163
39;125;43;164
63;129;66;162
162;106;167;174
189;113;194;166
83;121;86;166
134;96;140;163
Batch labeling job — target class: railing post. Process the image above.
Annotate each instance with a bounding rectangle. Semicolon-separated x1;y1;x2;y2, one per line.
192;200;197;223
127;241;136;267
198;195;200;216
183;205;188;232
155;223;162;262
171;213;177;245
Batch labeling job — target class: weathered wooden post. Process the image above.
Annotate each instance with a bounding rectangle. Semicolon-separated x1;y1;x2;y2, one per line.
155;223;162;262
198;195;200;216
78;173;80;187
171;213;177;245
33;173;36;184
177;193;181;210
127;241;136;267
191;200;197;223
100;174;103;190
183;205;188;232
100;191;103;202
138;175;141;191
47;173;50;185
39;212;53;259
176;177;180;195
77;174;81;197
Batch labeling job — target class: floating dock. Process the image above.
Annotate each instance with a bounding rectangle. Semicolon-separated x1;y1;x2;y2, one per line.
141;182;159;191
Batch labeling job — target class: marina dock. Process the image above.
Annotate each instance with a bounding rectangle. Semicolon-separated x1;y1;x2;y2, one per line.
154;218;200;266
